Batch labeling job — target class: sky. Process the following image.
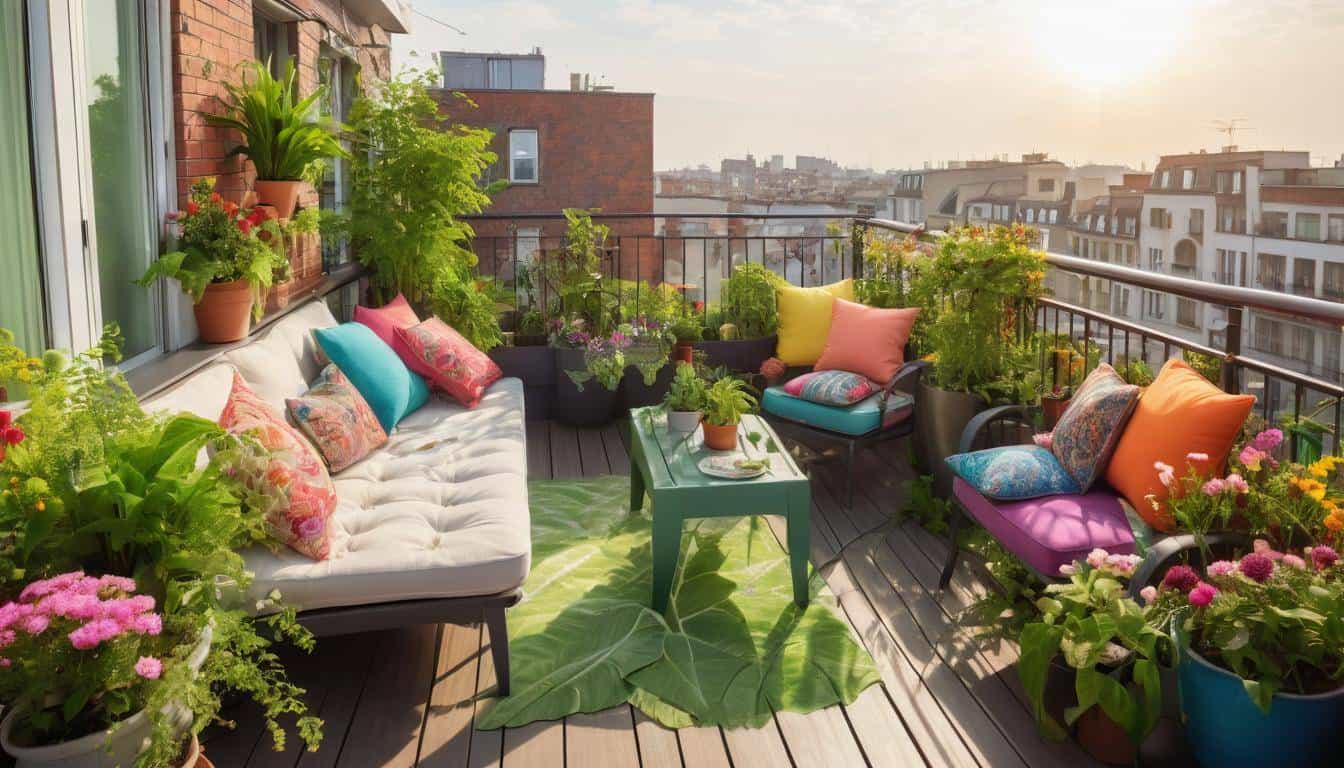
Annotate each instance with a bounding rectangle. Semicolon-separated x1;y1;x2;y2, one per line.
392;0;1344;172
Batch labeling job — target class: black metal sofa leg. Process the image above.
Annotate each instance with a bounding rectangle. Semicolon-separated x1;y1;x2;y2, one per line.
486;602;511;696
939;505;963;590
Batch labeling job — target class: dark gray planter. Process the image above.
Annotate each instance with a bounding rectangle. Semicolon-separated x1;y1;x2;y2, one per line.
915;379;987;496
694;335;777;374
489;345;555;422
620;361;674;409
552;347;620;427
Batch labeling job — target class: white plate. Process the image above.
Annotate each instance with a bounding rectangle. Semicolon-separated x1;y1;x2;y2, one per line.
697;454;768;480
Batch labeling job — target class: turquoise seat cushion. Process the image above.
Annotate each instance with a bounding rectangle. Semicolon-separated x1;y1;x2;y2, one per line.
762;385;913;437
946;445;1080;501
312;323;429;432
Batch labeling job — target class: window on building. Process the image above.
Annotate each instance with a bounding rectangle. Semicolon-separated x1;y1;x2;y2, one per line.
508;129;539;182
253;11;291;75
1113;287;1131;317
1262;211;1288;237
1294;258;1317;297
1148;247;1164;271
1176;298;1200;329
1217;204;1245;234
317;49;357;269
1296;213;1322;241
1233;171;1242;193
1290;325;1315;362
1173;241;1197;275
1215;171;1230;194
1158;170;1171;188
1038;178;1055;193
1049;209;1058;224
1189;208;1204;235
1255;317;1285;356
1325;329;1341;377
1258;253;1287;291
1123;217;1136;236
1181;168;1196;189
1;5;44;359
1143;290;1165;320
1025;208;1035;223
1095;215;1105;232
1328;214;1344;242
1149;207;1169;228
1325;263;1344;301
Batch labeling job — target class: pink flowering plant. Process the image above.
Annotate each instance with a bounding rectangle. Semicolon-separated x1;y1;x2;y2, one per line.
1018;549;1169;749
1145;542;1344;712
1149;449;1249;559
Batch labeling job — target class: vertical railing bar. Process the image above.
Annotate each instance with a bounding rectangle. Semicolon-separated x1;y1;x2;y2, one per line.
1292;382;1305;463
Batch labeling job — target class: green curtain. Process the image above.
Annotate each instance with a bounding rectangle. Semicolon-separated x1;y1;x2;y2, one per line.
0;3;47;356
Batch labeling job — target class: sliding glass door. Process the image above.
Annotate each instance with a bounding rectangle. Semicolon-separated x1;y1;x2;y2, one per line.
0;3;47;356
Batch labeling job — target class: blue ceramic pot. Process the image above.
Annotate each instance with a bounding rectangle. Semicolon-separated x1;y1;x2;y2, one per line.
1176;632;1344;767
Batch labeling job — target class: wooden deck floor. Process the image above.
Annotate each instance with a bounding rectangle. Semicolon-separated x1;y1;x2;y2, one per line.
202;421;1112;768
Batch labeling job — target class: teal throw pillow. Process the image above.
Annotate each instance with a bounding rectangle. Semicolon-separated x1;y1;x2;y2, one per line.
312;323;429;432
946;445;1080;501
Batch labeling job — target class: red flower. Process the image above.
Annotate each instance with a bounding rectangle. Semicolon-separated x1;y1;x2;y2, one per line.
693;300;705;313
236;218;253;235
209;192;223;205
222;201;239;217
256;206;279;222
245;209;264;226
185;201;200;216
3;425;23;446
0;411;10;429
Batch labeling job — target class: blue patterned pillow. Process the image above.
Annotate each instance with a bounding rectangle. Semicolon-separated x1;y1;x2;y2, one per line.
782;370;875;406
946;445;1080;501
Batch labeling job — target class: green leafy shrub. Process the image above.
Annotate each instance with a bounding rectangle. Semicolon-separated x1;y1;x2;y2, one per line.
720;263;784;339
664;363;706;412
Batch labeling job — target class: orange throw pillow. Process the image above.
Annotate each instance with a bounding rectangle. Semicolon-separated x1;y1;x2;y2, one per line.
814;299;919;383
1104;358;1254;531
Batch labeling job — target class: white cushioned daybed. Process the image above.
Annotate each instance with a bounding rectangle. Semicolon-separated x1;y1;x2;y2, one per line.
143;300;530;692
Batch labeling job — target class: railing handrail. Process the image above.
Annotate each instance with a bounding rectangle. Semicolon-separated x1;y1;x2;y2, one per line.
860;217;1344;326
463;212;862;221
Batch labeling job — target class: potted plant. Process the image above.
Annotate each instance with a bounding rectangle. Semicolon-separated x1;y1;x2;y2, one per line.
515;308;548;346
664;362;706;433
908;225;1045;491
697;263;782;373
551;320;623;426
1018;550;1164;765
489;307;555;420
670;315;700;364
206;59;347;219
138;178;287;343
701;376;757;451
0;329;321;767
619;319;674;409
1040;384;1073;430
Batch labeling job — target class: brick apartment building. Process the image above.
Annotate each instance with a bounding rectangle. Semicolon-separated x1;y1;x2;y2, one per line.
436;50;657;284
2;0;406;371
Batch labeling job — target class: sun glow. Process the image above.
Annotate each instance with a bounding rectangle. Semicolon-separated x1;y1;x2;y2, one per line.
1035;1;1195;89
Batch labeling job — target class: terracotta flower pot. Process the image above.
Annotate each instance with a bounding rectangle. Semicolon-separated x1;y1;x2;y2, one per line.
702;421;739;451
673;341;694;364
1074;705;1135;766
253;180;302;220
194;279;254;344
1041;396;1071;430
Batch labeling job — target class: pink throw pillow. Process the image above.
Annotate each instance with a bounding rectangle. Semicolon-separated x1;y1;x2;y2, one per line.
219;372;338;560
287;364;389;473
354;294;420;348
394;317;503;408
814;298;919;383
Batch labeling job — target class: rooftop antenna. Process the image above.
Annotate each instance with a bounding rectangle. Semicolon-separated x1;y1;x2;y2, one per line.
1210;119;1254;148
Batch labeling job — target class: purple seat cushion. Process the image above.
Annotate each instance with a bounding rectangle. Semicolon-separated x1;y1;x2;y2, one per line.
953;477;1136;577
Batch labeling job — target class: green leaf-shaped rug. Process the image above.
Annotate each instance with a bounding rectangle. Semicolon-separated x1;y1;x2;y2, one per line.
475;476;879;730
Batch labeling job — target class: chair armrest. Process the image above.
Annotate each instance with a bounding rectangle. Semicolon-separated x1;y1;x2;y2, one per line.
885;359;929;392
1127;531;1252;600
958;404;1035;454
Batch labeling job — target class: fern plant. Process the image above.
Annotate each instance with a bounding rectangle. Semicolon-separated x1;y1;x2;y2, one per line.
206;58;348;181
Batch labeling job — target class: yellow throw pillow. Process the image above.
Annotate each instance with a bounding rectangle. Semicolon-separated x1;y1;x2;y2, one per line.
774;279;854;366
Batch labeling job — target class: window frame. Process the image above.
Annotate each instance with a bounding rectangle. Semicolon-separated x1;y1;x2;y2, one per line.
507;128;539;184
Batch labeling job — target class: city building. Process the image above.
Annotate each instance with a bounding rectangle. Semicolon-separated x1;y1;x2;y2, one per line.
1054;173;1150;315
441;49;545;90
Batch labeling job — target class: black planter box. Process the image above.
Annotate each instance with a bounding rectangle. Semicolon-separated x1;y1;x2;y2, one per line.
552;347;620;427
694;335;778;374
489;345;555;422
620;361;674;410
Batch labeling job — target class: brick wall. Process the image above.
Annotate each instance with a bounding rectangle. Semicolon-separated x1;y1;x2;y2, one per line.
169;0;391;298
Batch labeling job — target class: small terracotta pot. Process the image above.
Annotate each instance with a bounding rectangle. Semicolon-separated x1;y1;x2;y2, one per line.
673;342;694;364
253;180;302;220
1041;396;1071;429
1075;705;1135;765
194;279;253;344
702;421;739;451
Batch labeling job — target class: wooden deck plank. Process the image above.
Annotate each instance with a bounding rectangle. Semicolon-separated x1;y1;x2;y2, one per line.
843;686;927;768
243;635;338;767
576;425;612;476
293;633;381;768
775;706;867;767
469;625;504;768
675;726;731;768
601;421;632;475
565;708;641;768
721;721;793;768
526;420;551;481
549;422;584;478
334;626;438;768
417;622;486;767
633;710;683;768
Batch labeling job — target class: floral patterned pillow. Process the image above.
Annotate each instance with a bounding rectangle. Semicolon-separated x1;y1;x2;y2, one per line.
393;317;503;409
1051;363;1140;492
286;364;388;473
781;370;875;406
218;372;338;560
945;445;1081;501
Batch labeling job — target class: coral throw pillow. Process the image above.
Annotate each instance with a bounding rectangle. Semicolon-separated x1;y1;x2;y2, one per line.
946;445;1080;501
1104;358;1254;531
219;372;338;560
775;279;854;366
1050;363;1140;493
354;293;420;348
815;298;918;383
313;322;429;432
287;364;389;473
394;317;503;409
782;370;875;406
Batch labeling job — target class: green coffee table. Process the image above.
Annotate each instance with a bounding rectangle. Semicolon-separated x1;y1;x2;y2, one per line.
628;407;811;614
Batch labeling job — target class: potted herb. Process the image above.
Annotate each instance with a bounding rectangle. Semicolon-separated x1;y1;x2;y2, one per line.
701;377;757;451
697;263;782;373
1018;550;1163;765
664;362;706;433
669;316;701;364
138;178;287;343
206;59;347;219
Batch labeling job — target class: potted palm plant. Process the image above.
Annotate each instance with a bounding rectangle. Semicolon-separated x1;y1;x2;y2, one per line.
138;178;287;343
701;376;757;451
664;362;705;433
206;59;348;219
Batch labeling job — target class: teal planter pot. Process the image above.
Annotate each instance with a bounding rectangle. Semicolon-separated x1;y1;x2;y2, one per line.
1177;638;1344;767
